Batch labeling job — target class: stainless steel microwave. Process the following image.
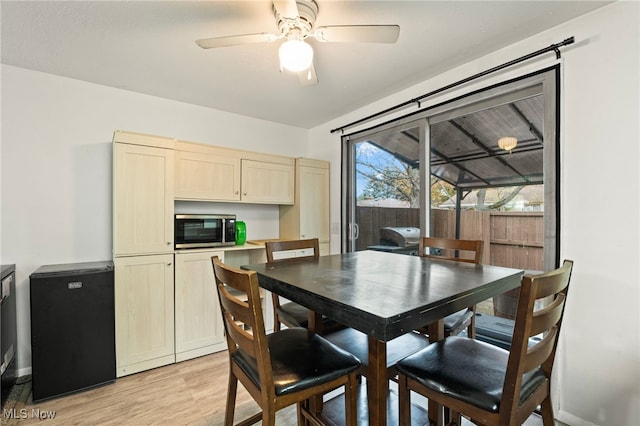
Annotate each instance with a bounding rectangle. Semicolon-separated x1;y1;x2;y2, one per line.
174;214;236;249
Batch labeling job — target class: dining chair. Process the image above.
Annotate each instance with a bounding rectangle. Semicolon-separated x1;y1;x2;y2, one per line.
266;239;430;381
418;237;484;338
211;256;361;426
265;238;343;334
396;259;574;426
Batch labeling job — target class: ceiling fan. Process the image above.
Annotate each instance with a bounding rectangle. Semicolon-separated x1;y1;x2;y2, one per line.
195;0;400;85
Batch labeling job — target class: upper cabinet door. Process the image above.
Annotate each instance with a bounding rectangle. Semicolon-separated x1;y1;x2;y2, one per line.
299;162;330;242
174;150;241;201
279;158;330;243
241;159;294;204
113;143;174;256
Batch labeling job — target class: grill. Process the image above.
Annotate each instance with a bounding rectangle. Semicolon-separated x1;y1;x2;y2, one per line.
367;226;420;255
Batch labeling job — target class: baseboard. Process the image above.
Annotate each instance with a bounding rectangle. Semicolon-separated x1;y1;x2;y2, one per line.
557;409;599;426
16;367;32;378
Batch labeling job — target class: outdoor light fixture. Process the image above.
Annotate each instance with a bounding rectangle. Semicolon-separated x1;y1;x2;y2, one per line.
279;39;313;72
498;136;518;153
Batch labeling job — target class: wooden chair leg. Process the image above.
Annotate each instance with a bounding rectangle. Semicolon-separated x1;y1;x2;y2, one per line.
262;409;276;426
398;374;411;426
449;410;462;426
225;373;238;426
344;374;358;426
540;396;555;426
296;402;306;425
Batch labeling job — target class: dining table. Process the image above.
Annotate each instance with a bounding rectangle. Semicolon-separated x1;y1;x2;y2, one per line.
243;249;523;426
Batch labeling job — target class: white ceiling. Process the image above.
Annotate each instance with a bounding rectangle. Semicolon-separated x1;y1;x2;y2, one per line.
1;1;611;129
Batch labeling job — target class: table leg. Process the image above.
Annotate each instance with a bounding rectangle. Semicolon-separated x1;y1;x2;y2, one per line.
308;310;324;417
427;319;444;343
367;336;387;426
427;319;445;426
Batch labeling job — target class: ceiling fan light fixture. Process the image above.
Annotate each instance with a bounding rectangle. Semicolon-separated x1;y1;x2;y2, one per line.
498;136;518;152
279;39;313;72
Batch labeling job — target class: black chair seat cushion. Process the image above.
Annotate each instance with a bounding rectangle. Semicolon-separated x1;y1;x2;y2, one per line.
233;328;360;396
278;301;311;325
278;302;346;333
325;327;431;369
443;309;473;334
396;336;547;412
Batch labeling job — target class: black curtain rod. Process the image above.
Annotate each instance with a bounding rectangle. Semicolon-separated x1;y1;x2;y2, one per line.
330;36;574;134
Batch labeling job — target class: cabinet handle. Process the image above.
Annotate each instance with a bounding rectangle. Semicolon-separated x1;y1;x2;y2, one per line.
243;192;247;196
235;190;239;195
167;241;172;245
167;262;172;266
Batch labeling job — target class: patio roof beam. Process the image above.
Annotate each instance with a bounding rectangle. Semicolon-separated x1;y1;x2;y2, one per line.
449;119;534;184
430;147;492;186
430;141;542;166
509;103;544;143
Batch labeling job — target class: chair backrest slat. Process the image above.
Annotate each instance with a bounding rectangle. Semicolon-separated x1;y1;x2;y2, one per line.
522;327;558;372
212;256;272;386
501;259;573;424
217;285;258;358
266;238;320;263
530;294;565;337
419;237;483;264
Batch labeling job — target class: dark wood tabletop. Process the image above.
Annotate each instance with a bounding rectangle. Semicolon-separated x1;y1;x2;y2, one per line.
243;250;523;425
245;250;523;340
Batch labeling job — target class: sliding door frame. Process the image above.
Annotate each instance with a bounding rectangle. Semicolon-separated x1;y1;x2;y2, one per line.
342;65;560;270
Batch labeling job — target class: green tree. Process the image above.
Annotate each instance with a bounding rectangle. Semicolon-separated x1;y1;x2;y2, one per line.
475;186;525;210
358;162;420;207
430;177;456;207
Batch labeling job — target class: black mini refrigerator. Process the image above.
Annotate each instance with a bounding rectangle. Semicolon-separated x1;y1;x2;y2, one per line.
30;261;115;402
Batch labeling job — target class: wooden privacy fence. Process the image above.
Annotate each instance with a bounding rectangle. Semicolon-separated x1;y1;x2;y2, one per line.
356;207;544;271
356;207;544;318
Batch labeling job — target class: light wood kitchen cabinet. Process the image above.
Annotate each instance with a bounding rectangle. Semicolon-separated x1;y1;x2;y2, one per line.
113;142;174;256
174;149;241;201
174;250;226;362
114;254;175;377
280;158;330;255
241;159;294;204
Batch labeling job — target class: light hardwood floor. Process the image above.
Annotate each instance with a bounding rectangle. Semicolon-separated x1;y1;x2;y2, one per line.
2;349;548;426
1;351;292;426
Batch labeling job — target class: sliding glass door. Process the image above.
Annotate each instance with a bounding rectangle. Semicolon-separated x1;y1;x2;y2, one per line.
342;119;427;252
342;66;559;272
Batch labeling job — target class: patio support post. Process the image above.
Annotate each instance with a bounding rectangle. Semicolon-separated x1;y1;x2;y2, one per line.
455;187;462;239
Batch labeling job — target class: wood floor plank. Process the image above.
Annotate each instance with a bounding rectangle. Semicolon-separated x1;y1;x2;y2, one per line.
1;350;546;426
1;352;252;426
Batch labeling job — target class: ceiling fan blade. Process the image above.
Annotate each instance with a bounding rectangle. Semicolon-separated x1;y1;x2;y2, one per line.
196;33;277;49
298;62;318;86
313;25;400;43
273;0;299;20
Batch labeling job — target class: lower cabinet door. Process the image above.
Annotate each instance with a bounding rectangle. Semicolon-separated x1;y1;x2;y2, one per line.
115;254;175;377
174;250;226;362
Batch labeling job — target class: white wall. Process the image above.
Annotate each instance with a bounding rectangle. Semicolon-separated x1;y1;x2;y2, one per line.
0;66;308;376
309;2;639;425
